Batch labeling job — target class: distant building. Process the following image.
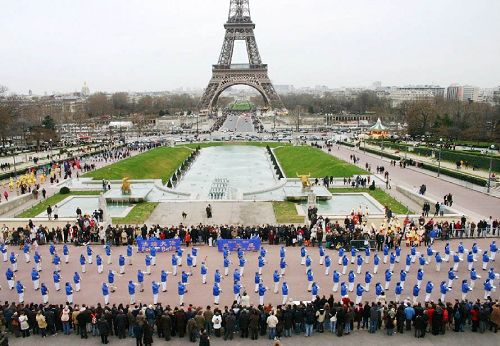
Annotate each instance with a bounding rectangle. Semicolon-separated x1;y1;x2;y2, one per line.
81;82;90;97
462;85;480;103
274;85;295;94
493;87;500;106
384;85;445;107
447;84;464;101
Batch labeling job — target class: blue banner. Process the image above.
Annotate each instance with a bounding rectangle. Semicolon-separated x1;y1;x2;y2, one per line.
136;237;181;253
217;238;261;252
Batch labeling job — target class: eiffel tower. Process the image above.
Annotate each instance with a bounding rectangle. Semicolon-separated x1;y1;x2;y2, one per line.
199;0;284;111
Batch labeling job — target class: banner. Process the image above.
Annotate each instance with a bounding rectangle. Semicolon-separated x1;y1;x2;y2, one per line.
217;238;261;252
136;237;181;253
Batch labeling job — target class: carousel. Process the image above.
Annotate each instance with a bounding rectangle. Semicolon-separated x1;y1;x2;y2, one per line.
369;118;389;139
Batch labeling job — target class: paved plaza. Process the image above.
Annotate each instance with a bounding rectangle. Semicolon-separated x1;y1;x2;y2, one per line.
147;201;277;226
2;238;498;307
8;328;500;346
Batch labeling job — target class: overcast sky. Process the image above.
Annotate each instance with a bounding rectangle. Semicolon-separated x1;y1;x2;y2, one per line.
1;0;500;94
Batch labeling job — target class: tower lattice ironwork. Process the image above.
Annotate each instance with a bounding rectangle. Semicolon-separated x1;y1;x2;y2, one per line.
199;0;284;110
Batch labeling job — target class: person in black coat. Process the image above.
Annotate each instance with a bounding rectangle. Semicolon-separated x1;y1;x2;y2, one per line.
143;323;153;346
175;309;187;338
115;310;127;339
97;317;109;344
160;313;172;341
133;322;144;346
239;309;250;338
199;329;210;346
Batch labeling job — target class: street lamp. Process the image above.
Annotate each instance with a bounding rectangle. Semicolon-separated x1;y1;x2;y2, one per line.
49;138;53;162
437;138;442;177
487;144;495;193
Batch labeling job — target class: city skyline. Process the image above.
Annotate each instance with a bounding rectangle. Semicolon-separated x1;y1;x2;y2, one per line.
1;0;500;94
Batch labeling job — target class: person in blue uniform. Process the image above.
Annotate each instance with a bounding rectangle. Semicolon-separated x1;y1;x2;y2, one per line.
145;255;152;275
373;253;380;274
41;283;49;304
86;245;93;264
160;270;170;292
319;246;325;265
5;268;15;290
440;281;449;302
384;269;392;291
425;281;434;302
482;251;490;271
96;254;103;274
191;247;199;267
137;269;145;292
118;255;126;274
79;254;86;273
178;281;187;306
16;280;25;303
254;272;261;293
394;282;402;302
213;282;221;305
257;256;265;275
171;253;178;276
73;272;81;292
152;281;160;304
200;262;208;284
9;252;18;272
332;270;340;292
186;254;194;275
65;282;74;304
470;268;480;289
31;267;40;290
63;244;69;263
356;255;364;274
348;270;356;292
224;256;231;276
447;268;458;288
342;255;349;275
279;257;286;276
23;243;30;263
412;284;420;305
105;244;112;265
282;281;289;305
258;282;268;306
435;251;443;272
324;255;331;276
53;253;61;272
127;245;133;265
128;280;138;304
365;271;373;292
102;282;110;305
311;282;320;302
461;279;472;301
34;251;42;272
52;269;62;291
490;241;497;262
355;283;365;305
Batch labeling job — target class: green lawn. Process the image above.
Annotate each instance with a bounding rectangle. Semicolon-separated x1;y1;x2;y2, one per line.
17;191;101;218
230;101;253;111
182;142;291;149
329;188;411;214
84;147;191;184
112;202;159;224
272;201;305;224
274;146;367;178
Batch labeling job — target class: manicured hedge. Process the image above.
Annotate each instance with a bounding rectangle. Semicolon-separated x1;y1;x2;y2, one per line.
337;141;355;148
360;147;401;160
438;150;499;172
419;163;488;186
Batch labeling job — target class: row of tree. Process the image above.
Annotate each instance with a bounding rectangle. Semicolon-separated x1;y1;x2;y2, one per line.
1;84;499;143
86;92;200;116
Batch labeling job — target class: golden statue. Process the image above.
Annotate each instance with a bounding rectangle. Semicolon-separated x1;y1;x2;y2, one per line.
121;177;131;195
296;172;311;188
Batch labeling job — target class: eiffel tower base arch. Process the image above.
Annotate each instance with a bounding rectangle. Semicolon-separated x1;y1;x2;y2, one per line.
199;67;282;111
